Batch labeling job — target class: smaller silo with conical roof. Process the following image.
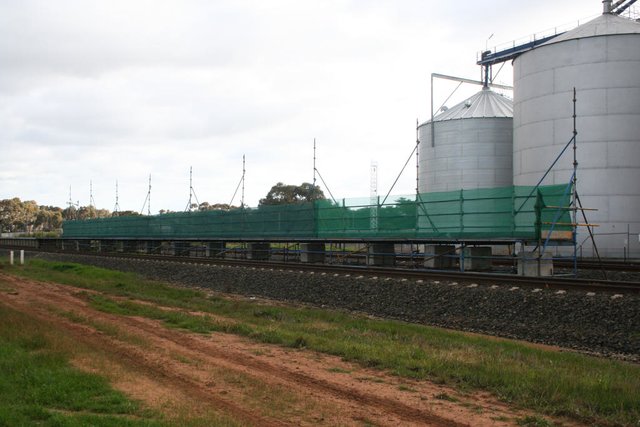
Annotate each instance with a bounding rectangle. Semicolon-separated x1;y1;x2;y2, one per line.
418;88;513;193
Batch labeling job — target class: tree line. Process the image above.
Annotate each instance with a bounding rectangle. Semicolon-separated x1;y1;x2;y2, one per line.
0;183;325;234
0;198;142;233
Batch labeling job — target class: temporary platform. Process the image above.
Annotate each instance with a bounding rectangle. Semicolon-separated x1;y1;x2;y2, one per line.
62;184;572;243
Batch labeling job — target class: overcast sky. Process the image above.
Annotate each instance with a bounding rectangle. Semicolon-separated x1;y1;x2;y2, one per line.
0;0;602;213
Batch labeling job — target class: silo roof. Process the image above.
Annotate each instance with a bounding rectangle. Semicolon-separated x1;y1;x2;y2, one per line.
542;13;640;45
431;88;513;122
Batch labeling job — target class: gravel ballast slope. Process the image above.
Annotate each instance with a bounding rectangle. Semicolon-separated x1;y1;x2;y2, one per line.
29;252;640;360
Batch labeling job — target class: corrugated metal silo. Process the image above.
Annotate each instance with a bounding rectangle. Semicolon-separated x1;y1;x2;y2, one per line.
513;13;640;257
418;88;513;193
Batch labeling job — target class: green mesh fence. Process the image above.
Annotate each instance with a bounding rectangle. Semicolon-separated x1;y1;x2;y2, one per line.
63;203;316;239
315;195;417;238
62;184;573;241
417;185;573;239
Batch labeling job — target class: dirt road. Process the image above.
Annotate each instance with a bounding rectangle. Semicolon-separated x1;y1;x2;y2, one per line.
0;273;548;426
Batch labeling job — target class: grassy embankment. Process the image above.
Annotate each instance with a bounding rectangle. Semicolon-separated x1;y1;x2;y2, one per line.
0;273;244;426
6;259;640;426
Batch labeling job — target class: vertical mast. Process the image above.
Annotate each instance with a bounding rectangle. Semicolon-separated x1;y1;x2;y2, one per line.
187;167;193;211
572;88;578;275
415;118;420;196
228;155;246;209
370;161;378;230
241;155;245;208
114;180;120;214
313;138;317;187
430;74;435;147
89;180;95;207
67;186;78;219
140;175;152;215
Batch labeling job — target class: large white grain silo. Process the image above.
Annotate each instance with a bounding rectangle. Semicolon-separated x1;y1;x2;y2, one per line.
418;88;513;193
512;9;640;257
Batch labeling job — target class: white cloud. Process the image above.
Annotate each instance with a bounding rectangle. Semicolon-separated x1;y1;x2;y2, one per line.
0;0;602;212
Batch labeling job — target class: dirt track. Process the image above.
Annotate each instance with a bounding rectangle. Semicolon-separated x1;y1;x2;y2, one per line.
0;273;556;426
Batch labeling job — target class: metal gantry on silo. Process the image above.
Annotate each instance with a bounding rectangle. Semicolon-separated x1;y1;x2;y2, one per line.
418;86;513;193
512;8;640;257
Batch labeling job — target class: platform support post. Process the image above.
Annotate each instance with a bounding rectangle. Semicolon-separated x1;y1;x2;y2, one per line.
247;243;271;260
300;243;325;263
424;245;455;269
367;243;395;266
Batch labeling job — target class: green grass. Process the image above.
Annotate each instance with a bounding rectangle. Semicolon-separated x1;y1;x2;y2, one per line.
397;384;417;393
8;259;640;426
0;303;161;426
0;296;243;427
326;367;352;374
516;415;554;427
55;308;150;347
434;392;459;402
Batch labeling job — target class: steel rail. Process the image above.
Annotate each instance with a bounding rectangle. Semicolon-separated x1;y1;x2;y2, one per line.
553;259;640;272
392;254;640;273
9;246;639;294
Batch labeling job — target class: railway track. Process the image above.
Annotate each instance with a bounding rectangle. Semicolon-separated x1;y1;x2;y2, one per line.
7;246;639;294
360;254;640;274
554;259;640;272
